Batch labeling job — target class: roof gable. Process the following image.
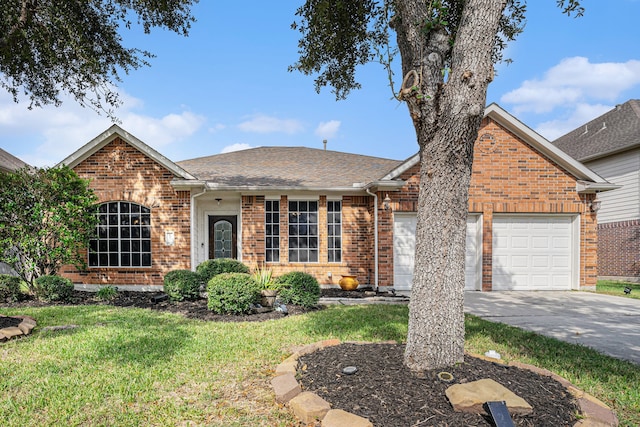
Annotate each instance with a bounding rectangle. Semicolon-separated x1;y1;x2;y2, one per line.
58;125;195;180
0;148;29;172
382;103;612;189
553;99;640;162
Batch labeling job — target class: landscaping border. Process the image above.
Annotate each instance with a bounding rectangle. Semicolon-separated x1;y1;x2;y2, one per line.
271;340;619;426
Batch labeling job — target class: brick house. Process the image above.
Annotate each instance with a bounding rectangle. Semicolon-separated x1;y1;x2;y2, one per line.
59;104;615;292
554;100;640;282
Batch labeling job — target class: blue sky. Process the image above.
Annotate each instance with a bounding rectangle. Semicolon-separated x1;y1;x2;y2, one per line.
1;1;640;167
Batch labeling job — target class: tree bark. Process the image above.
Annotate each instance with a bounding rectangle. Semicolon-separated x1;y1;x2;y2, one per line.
397;0;506;372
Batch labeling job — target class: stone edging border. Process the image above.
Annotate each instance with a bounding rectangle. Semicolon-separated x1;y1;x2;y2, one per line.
270;340;619;426
0;314;37;342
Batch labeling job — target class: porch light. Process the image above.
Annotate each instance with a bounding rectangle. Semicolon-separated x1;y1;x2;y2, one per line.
383;194;392;211
215;198;222;206
590;198;601;213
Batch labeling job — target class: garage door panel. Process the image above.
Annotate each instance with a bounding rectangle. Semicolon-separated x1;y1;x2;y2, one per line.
394;214;481;291
492;216;574;291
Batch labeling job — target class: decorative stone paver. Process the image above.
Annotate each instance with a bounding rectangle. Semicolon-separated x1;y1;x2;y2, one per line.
289;391;331;425
322;409;373;427
445;378;533;415
0;315;36;342
271;341;619;426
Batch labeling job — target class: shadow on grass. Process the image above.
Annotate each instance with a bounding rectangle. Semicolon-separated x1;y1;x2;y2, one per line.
16;305;193;368
299;304;409;343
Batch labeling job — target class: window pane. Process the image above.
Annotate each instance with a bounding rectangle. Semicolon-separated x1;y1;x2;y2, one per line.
121;253;130;266
120;202;130;213
132;253;140;266
309;250;318;262
142;253;151;266
109;253;118;266
89;253;98;266
142;240;151;252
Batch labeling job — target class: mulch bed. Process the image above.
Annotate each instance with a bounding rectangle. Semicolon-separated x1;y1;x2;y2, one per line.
1;288;580;426
299;343;579;426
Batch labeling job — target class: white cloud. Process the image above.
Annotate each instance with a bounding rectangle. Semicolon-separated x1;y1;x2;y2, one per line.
535;103;613;140
314;120;341;139
208;123;226;133
0;89;206;167
221;143;253;153
237;114;304;134
501;57;640;114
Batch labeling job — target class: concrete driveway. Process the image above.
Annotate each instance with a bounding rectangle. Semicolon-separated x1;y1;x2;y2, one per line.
464;291;640;365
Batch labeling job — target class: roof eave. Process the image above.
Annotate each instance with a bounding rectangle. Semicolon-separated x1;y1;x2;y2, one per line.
58;124;197;181
576;180;622;194
484;104;611;185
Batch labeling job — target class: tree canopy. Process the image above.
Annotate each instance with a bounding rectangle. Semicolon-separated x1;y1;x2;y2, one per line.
0;166;98;288
0;0;198;116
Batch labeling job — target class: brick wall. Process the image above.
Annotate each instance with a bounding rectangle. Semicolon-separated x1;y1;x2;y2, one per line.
240;195;375;285
377;117;598;289
61;137;191;287
598;220;640;277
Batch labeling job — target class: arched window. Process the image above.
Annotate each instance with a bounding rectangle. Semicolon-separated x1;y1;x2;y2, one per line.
89;201;152;267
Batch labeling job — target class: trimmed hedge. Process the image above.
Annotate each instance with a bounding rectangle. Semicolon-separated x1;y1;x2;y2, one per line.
164;270;201;301
207;273;260;314
34;275;74;302
0;274;22;302
196;259;250;284
275;271;320;308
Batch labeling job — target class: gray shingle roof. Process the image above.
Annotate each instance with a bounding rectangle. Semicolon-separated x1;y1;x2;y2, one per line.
176;146;402;188
553;99;640;161
0;148;28;172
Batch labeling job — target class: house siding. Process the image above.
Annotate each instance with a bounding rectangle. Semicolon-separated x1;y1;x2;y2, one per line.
62;137;191;287
377;117;598;290
586;149;640;223
584;150;640;279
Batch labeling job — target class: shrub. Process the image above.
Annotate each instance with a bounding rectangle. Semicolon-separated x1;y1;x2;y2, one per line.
196;259;250;284
275;271;320;308
34;275;74;302
95;285;119;301
207;273;260;314
163;270;201;301
251;265;279;290
0;274;22;302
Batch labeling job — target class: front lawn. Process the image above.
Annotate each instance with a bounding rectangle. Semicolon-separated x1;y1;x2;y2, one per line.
1;304;638;426
597;279;640;300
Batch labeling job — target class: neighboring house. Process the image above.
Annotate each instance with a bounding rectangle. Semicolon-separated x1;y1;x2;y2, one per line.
0;148;28;173
554;100;640;282
0;148;29;276
58;104;615;292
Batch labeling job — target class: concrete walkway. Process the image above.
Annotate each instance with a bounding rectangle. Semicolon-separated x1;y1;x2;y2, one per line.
464;291;640;365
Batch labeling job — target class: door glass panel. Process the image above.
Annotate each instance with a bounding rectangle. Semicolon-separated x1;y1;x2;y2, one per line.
214;220;233;258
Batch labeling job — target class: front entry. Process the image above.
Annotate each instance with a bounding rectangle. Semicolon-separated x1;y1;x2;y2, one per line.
209;216;237;259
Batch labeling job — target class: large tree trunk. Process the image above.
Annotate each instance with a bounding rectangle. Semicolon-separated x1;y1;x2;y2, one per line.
395;0;506;372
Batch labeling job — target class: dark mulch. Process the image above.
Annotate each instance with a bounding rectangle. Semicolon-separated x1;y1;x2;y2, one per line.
0;315;23;329
1;288;580;426
299;343;579;427
0;290;314;322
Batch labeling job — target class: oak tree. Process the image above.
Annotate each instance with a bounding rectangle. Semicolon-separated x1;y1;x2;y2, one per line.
0;0;197;116
291;0;583;371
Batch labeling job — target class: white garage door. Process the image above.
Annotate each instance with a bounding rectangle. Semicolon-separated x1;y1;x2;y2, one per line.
492;216;575;290
393;214;481;291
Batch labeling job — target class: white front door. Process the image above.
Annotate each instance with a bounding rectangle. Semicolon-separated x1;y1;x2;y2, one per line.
393;214;481;291
492;215;576;290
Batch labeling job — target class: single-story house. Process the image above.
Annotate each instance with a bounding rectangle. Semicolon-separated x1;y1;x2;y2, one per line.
59;104;615;292
553;99;640;282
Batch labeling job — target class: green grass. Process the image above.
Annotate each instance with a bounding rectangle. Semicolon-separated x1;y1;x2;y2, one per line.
597;279;640;300
1;304;638;426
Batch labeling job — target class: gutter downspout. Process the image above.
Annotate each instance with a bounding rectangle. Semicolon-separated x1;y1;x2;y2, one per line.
190;187;208;271
365;188;379;292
